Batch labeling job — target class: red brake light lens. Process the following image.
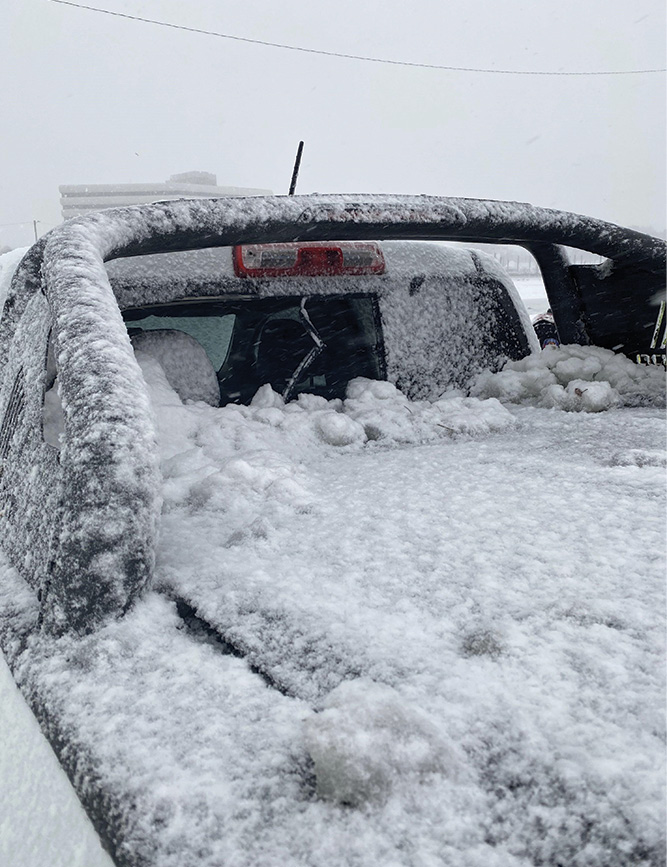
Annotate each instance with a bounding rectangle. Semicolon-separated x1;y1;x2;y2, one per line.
233;242;385;278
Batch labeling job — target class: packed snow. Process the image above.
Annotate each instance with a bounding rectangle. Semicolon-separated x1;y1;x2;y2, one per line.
304;678;466;807
3;350;664;866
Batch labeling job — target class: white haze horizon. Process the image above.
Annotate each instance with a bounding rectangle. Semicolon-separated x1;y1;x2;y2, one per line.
1;0;665;249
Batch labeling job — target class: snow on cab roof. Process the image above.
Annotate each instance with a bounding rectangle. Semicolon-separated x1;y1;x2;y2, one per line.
106;240;484;287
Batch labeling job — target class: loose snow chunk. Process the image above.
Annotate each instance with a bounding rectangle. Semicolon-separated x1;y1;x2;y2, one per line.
304;680;464;806
315;412;367;446
250;384;285;408
541;379;621;413
433;396;516;434
471;345;666;410
344;378;515;442
346;378;406;402
295;392;333;412
553;354;603;383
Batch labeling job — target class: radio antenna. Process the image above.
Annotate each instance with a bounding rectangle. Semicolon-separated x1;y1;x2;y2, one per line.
289;141;304;195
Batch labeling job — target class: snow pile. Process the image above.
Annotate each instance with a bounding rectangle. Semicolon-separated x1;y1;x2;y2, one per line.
140;359;517;456
471;343;666;410
250;377;517;447
136;361;517;563
304;679;463;806
343;378;515;441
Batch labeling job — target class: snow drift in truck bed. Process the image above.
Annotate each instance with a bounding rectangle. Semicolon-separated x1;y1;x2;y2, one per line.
472;343;666;411
15;354;663;867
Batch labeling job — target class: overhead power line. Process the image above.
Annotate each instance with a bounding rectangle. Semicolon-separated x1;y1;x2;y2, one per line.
50;0;666;76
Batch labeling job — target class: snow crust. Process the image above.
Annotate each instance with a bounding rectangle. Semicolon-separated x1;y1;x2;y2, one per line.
472;343;666;411
58;193;666;270
0;226;162;635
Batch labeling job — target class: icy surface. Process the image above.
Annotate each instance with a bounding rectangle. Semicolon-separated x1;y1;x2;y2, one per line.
1;351;664;866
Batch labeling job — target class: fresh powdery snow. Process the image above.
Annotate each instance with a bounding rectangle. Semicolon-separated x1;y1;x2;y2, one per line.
0;654;115;867
2;342;664;867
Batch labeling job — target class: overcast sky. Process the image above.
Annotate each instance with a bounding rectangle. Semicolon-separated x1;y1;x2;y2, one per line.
1;0;665;248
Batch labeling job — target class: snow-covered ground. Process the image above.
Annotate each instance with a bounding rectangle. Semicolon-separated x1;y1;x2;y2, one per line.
511;275;548;317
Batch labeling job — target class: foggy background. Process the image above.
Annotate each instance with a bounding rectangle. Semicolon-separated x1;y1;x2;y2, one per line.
1;0;665;250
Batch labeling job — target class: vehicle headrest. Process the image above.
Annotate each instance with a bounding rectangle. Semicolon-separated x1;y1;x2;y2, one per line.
131;329;220;406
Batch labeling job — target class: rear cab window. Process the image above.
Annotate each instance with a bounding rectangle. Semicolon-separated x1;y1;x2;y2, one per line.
123;293;384;405
112;239;533;408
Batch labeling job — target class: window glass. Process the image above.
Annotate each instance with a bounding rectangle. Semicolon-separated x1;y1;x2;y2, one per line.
123;294;384;405
125;312;235;371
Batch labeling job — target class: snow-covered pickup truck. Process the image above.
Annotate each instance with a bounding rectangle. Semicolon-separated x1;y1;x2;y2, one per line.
0;195;665;867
